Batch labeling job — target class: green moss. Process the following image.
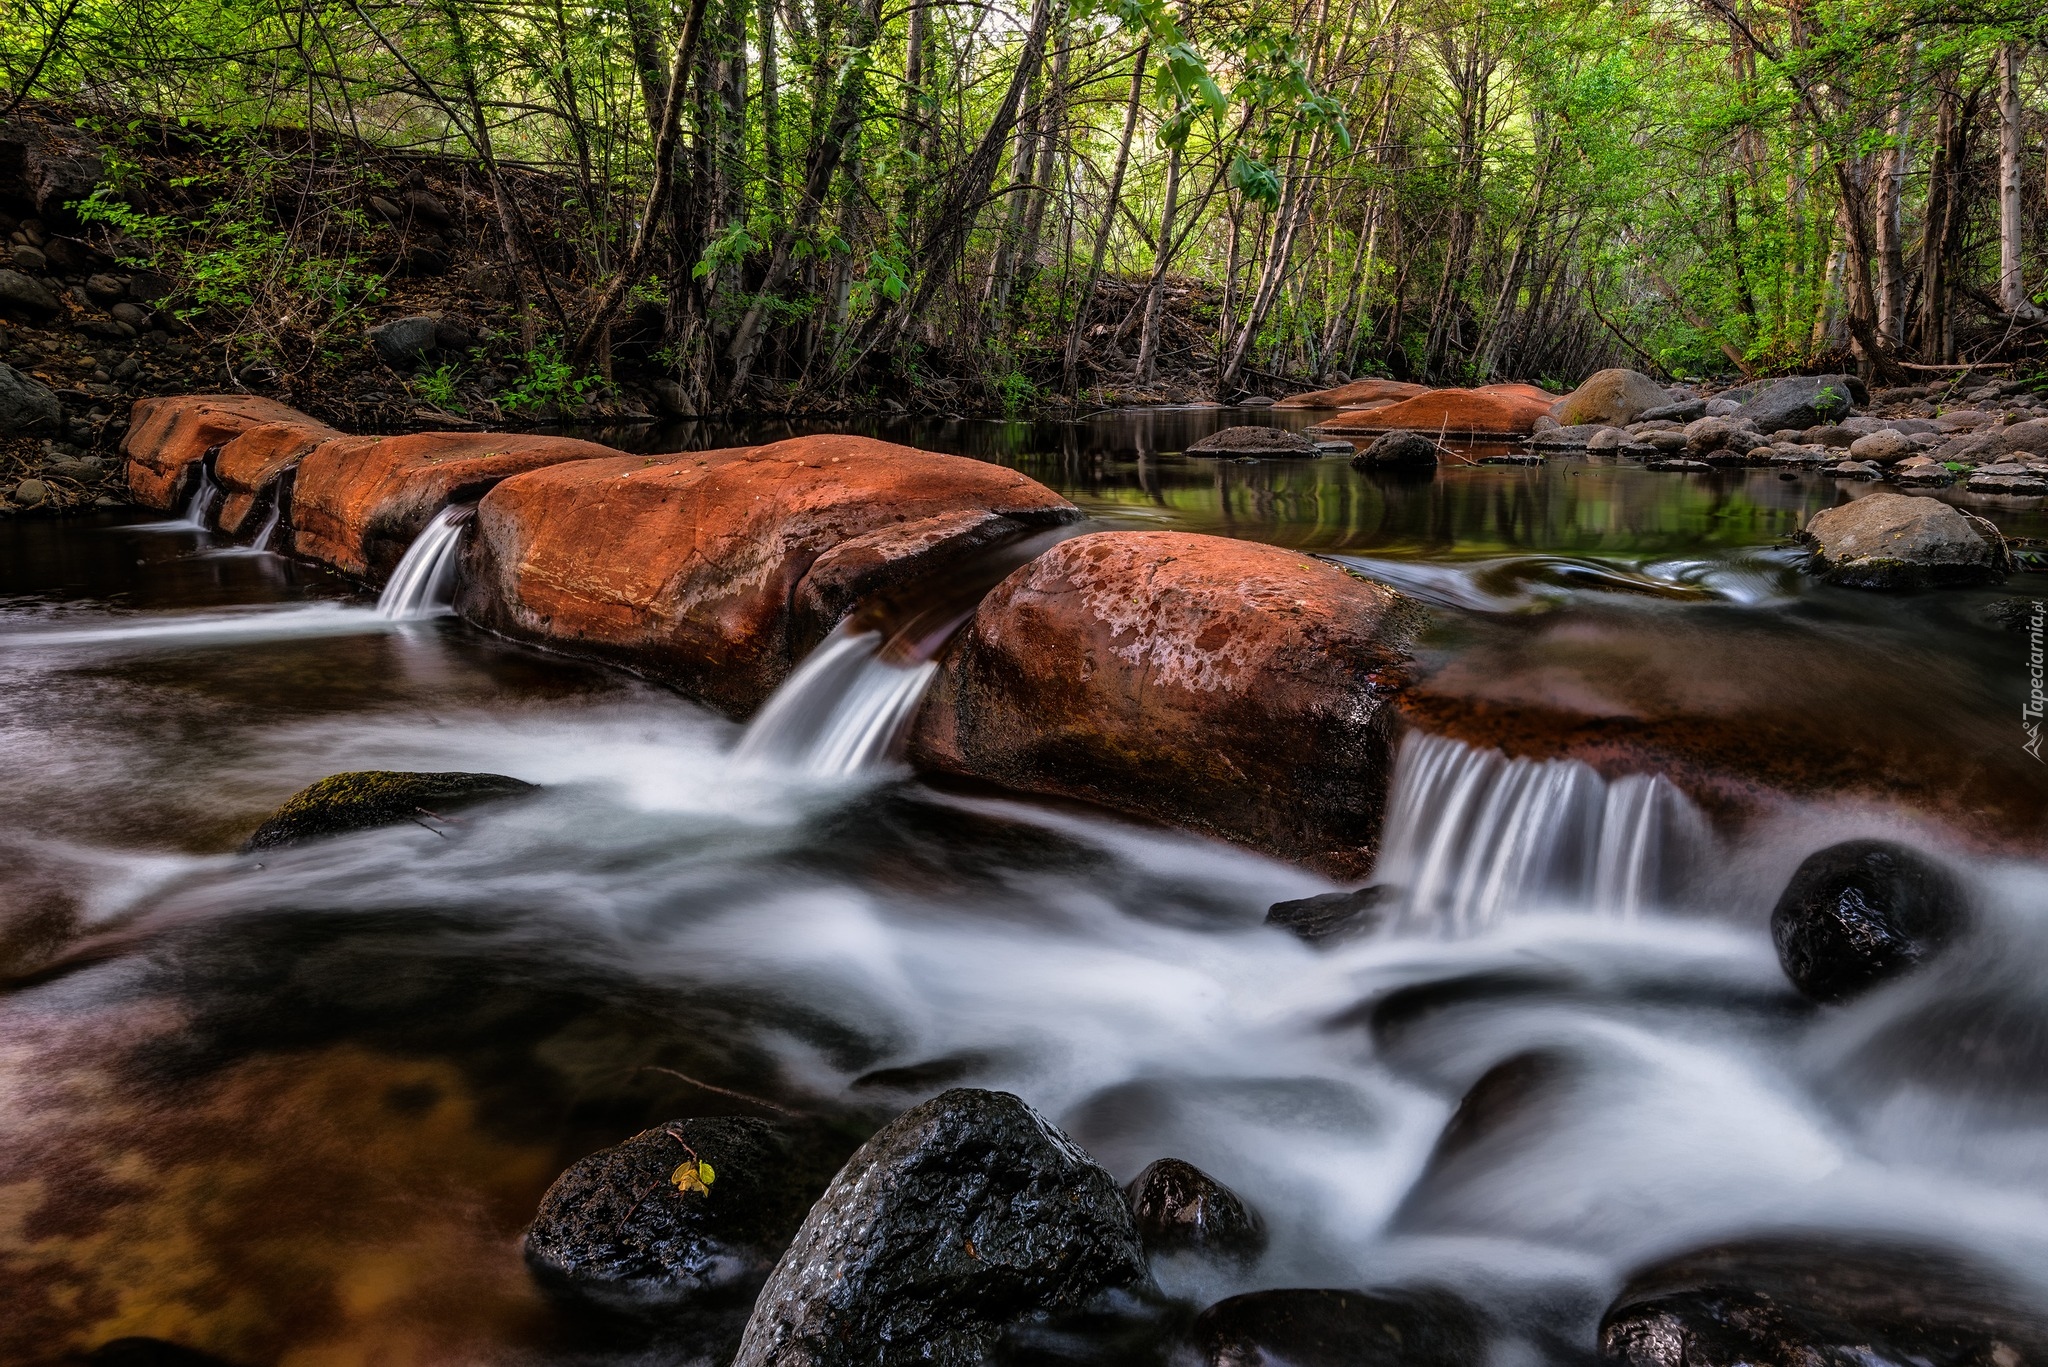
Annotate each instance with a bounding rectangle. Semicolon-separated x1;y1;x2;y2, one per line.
243;770;536;851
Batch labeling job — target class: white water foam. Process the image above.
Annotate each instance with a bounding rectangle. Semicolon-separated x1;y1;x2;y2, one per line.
733;624;940;777
1375;731;1711;932
375;504;473;620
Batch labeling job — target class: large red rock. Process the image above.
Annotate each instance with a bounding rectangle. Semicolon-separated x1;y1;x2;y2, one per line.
291;432;621;579
1316;385;1557;437
908;531;1421;874
1275;379;1430;410
122;395;322;510
458;435;1082;712
214;416;345;536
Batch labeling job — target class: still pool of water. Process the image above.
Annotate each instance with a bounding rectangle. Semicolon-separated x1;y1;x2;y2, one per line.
2;410;2046;1366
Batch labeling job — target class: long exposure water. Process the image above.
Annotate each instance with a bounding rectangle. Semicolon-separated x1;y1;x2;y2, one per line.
2;408;2046;1366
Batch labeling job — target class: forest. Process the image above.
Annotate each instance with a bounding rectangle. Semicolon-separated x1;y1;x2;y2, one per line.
1;0;2044;414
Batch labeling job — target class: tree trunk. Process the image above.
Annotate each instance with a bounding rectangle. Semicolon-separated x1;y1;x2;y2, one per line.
1135;145;1185;384
1063;36;1149;393
1874;47;1914;341
1999;43;2040;318
759;0;784;223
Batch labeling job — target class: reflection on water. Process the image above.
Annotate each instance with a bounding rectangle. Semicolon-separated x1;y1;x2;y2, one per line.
1;414;2045;1366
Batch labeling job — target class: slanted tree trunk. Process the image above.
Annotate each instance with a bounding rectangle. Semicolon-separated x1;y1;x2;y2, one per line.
1135;145;1185;384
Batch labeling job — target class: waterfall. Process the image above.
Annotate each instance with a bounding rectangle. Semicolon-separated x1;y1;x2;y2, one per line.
178;467;221;528
1373;732;1710;933
733;623;939;777
249;502;282;552
375;504;473;620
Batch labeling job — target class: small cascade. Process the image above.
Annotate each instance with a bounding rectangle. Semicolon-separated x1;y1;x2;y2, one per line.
1373;732;1710;933
375;504;474;620
248;502;282;552
178;467;221;528
733;623;939;777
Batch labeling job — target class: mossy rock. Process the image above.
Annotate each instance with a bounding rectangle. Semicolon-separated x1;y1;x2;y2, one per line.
243;770;537;851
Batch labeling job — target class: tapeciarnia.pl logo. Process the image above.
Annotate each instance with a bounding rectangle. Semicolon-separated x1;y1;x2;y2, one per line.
2027;598;2045;762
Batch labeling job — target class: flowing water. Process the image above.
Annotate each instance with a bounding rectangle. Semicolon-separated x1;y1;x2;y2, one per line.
2;410;2046;1366
375;503;475;620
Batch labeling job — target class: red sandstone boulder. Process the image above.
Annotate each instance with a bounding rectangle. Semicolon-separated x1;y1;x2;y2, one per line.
908;531;1421;874
122;395;322;509
458;434;1081;712
1316;386;1557;437
214;416;345;536
292;431;621;579
1275;379;1431;410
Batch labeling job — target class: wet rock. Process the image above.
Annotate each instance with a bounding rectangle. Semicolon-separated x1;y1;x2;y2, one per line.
211;414;345;535
1528;422;1607;449
1683;417;1736;454
463;435;1078;713
0;266;63;318
1186;425;1319;457
242;769;536;850
9;243;47;272
1479;452;1548;465
1586;426;1628;452
368;314;443;366
1968;466;2048;496
294;428;621;579
910;531;1420;876
0;360;60;434
1890;459;1955;488
1392;1049;1579;1232
1552;369;1671;427
1353;429;1440;466
85;1338;240;1367
1126;1158;1266;1265
525;1116;850;1316
731;1088;1148;1367
1599;1235;2048;1367
10;477;49;505
1266;884;1395;945
1275;378;1429;410
1187;1287;1486;1367
1770;839;1967;1001
1734;375;1860;432
1645;458;1710;472
1823;459;1882;480
1800;492;2012;588
121;393;319;509
1318;385;1557;438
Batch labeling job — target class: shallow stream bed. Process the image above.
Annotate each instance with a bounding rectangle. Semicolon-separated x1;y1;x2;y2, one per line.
3;409;2046;1366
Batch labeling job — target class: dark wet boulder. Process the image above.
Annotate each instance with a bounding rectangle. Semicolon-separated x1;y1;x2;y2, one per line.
1125;1158;1266;1266
525;1116;851;1316
732;1087;1148;1367
1800;492;2012;589
0;360;60;435
1770;840;1967;1001
1391;1049;1578;1232
242;770;536;851
1265;885;1395;945
1599;1235;2048;1367
1187;1287;1486;1367
1186;425;1319;457
1734;375;1861;432
0;266;63;319
1353;429;1440;466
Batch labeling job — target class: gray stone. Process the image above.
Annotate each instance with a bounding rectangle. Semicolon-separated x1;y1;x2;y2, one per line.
9;244;47;272
84;273;125;305
732;1089;1147;1367
1528;423;1607;449
1637;398;1707;423
1847;431;1913;465
1703;397;1741;417
0;267;62;318
1734;375;1859;432
1825;460;1882;480
1801;492;2013;588
1552;369;1670;426
1353;429;1440;467
1683;417;1734;454
1646;459;1711;472
0;361;61;434
1186;425;1318;456
368;314;442;367
1586;426;1628;452
10;478;50;505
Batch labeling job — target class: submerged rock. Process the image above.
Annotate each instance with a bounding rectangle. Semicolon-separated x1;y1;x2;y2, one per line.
525;1116;850;1316
1552;369;1671;427
1125;1158;1266;1266
1185;425;1319;457
1599;1235;2048;1367
1265;885;1395;945
242;770;536;850
1353;429;1440;466
1770;839;1967;1001
732;1088;1147;1367
1800;492;2012;589
1187;1287;1486;1367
